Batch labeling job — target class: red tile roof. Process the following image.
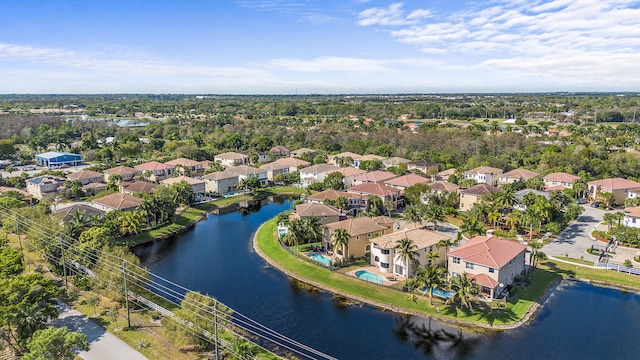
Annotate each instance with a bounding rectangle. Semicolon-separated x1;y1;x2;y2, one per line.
460;184;502;196
384;174;430;187
347;183;401;197
471;273;500;288
448;236;527;269
352;170;397;183
135;161;174;171
543;172;579;183
588;178;640;191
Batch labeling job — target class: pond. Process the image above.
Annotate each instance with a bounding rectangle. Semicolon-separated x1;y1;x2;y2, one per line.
133;201;640;359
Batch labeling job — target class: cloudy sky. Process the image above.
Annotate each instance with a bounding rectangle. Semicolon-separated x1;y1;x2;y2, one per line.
1;0;639;94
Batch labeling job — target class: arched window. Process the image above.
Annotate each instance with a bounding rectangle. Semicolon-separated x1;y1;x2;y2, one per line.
374;256;379;262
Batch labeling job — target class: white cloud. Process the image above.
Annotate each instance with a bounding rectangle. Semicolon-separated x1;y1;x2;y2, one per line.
266;56;392;72
357;2;430;26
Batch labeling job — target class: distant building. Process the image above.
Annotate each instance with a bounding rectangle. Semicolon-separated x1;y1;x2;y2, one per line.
459;184;502;211
92;193;143;212
135;161;175;182
35;151;82;168
543;172;579;191
407;160;440;175
498;168;539;185
464;166;503;186
103;166;140;182
26;175;66;199
202;171;239;196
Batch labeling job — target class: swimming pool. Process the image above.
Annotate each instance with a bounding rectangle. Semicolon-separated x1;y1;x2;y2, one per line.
354;270;385;284
419;287;454;298
307;253;332;266
277;228;287;238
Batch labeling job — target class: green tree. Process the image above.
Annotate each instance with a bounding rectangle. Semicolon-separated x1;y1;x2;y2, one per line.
227;336;260;360
173;291;232;350
87;296;101;316
460;217;485;237
172;180;195;206
118;211;144;237
331;228;350;258
424;203;446;231
394;238;419;279
403;205;424;227
0;139;16;158
281;219;305;250
93;246;150;301
603;212;616;232
529;242;543;268
413;265;446;305
323;172;345;190
446;273;479;310
359;159;383;171
23;326;89;360
0;246;24;277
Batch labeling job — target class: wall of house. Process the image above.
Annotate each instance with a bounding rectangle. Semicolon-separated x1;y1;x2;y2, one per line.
459;193;479;211
497;251;527;286
624;216;640;228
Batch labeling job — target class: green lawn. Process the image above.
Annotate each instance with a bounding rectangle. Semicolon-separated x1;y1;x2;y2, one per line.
541;259;640;289
116;208;205;246
194;186;311;212
256;217;559;327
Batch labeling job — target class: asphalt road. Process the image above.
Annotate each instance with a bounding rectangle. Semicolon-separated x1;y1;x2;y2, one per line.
54;301;148;360
543;205;604;261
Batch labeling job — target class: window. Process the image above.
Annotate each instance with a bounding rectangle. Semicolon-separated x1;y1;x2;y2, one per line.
365;245;371;251
452;272;460;278
489;268;495;273
466;262;474;270
452;257;460;264
381;262;390;269
374;256;379;262
381;249;390;255
395;264;404;275
633;218;637;224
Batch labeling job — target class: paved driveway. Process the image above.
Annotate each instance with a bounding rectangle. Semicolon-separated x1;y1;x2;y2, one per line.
54;302;148;360
543;205;604;260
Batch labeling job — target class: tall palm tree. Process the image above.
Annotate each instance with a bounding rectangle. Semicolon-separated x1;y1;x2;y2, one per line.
119;211;143;237
304;216;323;244
282;219;305;251
426;251;440;266
331;228;350;258
437;239;453;271
529;241;543;268
460;217;485;237
446;273;479;310
424;203;445;231
505;210;522;233
414;265;445;305
603;212;616;232
394;238;419;279
494;188;517;210
403;205;424;228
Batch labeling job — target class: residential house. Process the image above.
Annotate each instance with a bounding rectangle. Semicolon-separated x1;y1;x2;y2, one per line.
161;176;207;203
305;189;369;214
427;180;460;195
356;154;386;168
66;170;104;185
464;166;504;186
384;174;430;191
270;146;290;157
290;148;317;159
327;152;362;167
259;163;290;182
588;178;640;205
82;182;107;196
52;204;105;221
0;186;33;204
382;157;411;169
299;164;340;188
330;167;367;189
513;189;551;211
289;203;341;225
370;228;449;278
623;206;640;228
447;236;527;299
272;157;310;173
92;193;143;212
407;160;440;175
121;181;157;196
351;170;398;186
459;184;502;211
226;165;268;186
323;216;398;258
240;150;270;164
165;158;205;177
213;152;250;167
436;168;456;181
135;161;175;182
202;171;239;196
347;183;403;210
26;175;66;199
542;172;579;191
103;166;140;182
498;168;540;185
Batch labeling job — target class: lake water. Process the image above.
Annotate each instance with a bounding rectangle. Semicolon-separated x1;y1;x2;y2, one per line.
133;201;640;359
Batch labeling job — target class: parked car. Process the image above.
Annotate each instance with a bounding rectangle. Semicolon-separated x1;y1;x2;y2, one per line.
590;201;602;208
577;198;588;204
22;165;36;171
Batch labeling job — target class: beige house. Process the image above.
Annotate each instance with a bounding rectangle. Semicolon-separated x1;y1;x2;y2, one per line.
103;166;140;182
329;167;367;189
135;161;175;182
542;172;579;191
464;166;503;186
299;164;340;188
0;186;33;204
459;184;501;211
270;146;290;157
498;168;539;185
92;193;143;212
352;170;398;186
272;157;310;173
161;176;207;203
290;148;317;158
382;157;411;169
327;152;362;167
225;165;268;186
347;183;403;210
407;160;440;175
66;170;105;185
384;174;430;191
289;203;341;225
165;158;205;177
436;168;456;181
370;228;449;278
213;152;250;167
259;162;290;181
447;236;527;299
26;175;66;199
305;189;369;214
323;216;398;258
121;181;157;195
588;178;640;205
355;154;386;168
427;180;460;195
202;171;239;196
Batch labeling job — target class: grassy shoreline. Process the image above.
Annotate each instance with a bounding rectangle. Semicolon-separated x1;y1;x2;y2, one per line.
254;216;640;330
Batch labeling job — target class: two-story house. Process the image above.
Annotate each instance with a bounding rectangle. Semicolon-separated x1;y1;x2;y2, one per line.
225;165;268;187
272;157;310;173
270;146;290;157
464;166;503;186
498;168;540;186
588;178;640;205
351;170;398;186
347;183;404;211
289;203;341;225
103;165;140;182
259;163;290;182
26;175;66;199
92;193;143;212
202;171;239;196
305;189;369;214
459;184;502;211
165;158;205;177
299;164;340;188
542;172;579;191
161;176;207;203
323;216;398;258
384;174;430;191
213;152;250;167
135;161;175;182
407;160;440;175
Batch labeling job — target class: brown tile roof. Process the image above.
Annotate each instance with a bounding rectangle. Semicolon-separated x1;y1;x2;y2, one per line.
225;165;266;176
202;171;238;181
352;170;398;183
270;145;290;153
307;189;369;201
93;193;143;210
53;204;105;220
437;168;456;178
123;181;157;193
500;168;539;180
214;152;248;160
329;152;362;160
294;203;340;217
384;174;430;187
0;186;32;198
460;184;502;196
82;183;106;192
66;170;104;181
588;178;640;191
360;154;386;161
273;157;310;167
543;172;579;183
371;228;449;250
409;160;439;168
300;164;340;175
347;183;401;197
331;167;367;177
447;236;527;269
428;180;460;192
103;166;139;176
259;163;290;171
135;161;174;172
383;157;412;166
160;176;204;186
324;216;394;236
464;166;503;175
624;206;640;218
164;158;200;167
471;273;500;288
291;147;316;155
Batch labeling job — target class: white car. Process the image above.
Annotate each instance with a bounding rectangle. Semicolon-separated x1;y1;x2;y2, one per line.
22;165;36;171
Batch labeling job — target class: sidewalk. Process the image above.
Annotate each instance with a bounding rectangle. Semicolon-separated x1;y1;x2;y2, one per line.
53;301;148;360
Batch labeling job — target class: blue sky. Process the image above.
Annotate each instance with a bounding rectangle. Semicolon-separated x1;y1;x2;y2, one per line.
1;0;639;94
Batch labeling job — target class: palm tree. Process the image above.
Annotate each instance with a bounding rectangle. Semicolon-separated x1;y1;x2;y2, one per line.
304;216;323;244
368;195;384;216
487;208;501;229
119;211;143;237
282;219;305;251
505;210;522;233
424;203;445;231
414;265;445;305
529;241;543;268
572;178;588;199
426;251;440;266
494;188;517;210
446;273;479;310
437;239;453;271
403;205;424;228
394;238;419;279
331;228;350;258
460;217;485;237
613;211;625;229
603;212;616;232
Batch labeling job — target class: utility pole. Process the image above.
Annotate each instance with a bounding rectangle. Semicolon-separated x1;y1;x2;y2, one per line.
15;216;25;269
59;234;68;289
213;300;219;360
122;260;131;329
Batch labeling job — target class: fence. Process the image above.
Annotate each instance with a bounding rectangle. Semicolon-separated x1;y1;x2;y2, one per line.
594;262;640;276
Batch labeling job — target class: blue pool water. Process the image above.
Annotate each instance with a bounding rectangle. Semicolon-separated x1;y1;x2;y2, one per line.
355;270;385;284
422;288;454;298
277;228;287;238
307;253;331;265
